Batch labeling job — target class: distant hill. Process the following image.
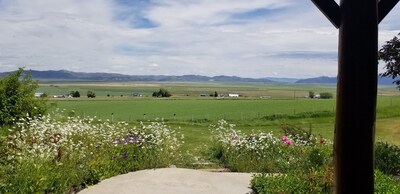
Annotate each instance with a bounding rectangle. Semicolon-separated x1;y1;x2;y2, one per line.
0;70;276;83
1;70;398;86
296;76;337;84
264;77;299;83
296;76;397;85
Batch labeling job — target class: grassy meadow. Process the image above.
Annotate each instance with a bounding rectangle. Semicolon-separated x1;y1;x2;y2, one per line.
37;82;400;151
52;99;336;121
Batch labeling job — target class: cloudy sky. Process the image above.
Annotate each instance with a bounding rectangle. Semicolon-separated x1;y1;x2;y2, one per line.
0;0;399;78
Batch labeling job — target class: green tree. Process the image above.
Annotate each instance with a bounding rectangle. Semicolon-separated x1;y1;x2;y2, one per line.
162;89;171;97
153;89;171;97
70;91;80;98
87;90;96;98
0;68;47;126
309;91;315;98
320;92;333;99
379;32;400;88
214;91;218;97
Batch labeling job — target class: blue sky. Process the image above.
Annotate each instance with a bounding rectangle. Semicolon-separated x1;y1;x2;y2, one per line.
0;0;399;78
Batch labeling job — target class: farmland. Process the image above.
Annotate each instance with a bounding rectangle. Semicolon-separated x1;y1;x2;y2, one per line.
39;81;338;99
52;99;337;121
38;81;399;99
37;82;400;151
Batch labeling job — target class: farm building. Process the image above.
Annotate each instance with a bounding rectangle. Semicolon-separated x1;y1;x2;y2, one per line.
228;94;239;98
34;93;44;97
53;95;65;98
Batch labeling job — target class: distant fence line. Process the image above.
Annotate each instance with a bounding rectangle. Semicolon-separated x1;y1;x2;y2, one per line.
73;108;336;123
63;97;400;123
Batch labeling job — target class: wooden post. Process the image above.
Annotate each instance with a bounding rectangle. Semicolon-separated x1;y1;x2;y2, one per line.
335;1;377;192
311;0;399;193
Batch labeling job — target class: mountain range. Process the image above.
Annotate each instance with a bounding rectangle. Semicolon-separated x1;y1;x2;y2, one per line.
295;76;397;85
0;69;397;85
0;70;276;83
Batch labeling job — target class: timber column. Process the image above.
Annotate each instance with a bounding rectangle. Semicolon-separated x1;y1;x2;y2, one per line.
335;0;377;193
311;0;399;193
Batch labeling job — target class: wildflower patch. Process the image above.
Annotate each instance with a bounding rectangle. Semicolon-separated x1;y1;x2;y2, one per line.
0;111;183;194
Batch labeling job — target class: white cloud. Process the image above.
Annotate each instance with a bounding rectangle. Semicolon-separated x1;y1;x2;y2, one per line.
0;0;399;78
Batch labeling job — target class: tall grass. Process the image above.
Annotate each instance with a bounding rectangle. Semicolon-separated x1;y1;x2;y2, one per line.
206;120;332;173
0;110;183;193
206;120;400;193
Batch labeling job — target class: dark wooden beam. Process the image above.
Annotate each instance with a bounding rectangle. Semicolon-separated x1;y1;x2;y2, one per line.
311;0;340;28
335;0;378;193
378;0;400;23
311;0;387;193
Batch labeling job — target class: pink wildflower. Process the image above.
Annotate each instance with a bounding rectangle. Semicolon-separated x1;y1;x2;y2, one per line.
281;135;292;146
285;139;292;146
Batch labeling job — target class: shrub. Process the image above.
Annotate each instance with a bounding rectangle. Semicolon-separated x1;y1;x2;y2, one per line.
251;165;334;194
152;89;172;97
0;112;183;193
375;141;400;176
261;111;334;121
207;120;332;173
87;90;96;98
374;169;400;193
0;68;47;126
320;92;333;99
251;169;399;194
207;120;400;193
262;113;286;121
70;91;80;98
281;125;315;146
292;111;334;118
309;91;315;98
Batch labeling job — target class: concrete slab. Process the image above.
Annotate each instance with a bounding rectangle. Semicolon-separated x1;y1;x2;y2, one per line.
78;168;253;194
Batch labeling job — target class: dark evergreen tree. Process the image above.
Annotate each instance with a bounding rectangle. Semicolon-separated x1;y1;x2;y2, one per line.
379;32;400;89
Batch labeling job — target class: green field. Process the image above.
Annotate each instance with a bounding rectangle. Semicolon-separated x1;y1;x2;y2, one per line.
52;98;337;121
40;82;400;151
38;81;399;99
39;82;340;99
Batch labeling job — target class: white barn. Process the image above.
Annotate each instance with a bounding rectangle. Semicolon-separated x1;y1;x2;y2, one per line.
228;93;239;98
34;93;43;97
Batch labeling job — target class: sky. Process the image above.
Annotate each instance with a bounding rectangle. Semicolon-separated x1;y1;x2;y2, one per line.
0;0;399;78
